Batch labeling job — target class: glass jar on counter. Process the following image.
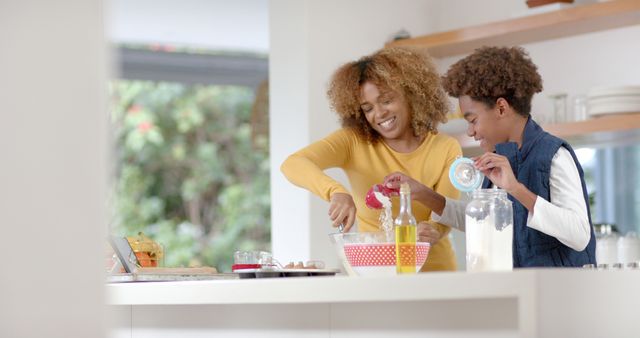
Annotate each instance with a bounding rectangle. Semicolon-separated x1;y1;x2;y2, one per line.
595;224;618;265
465;188;513;272
232;250;273;271
617;232;640;265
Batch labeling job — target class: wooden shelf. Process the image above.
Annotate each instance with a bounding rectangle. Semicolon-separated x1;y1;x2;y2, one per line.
452;113;640;155
386;0;640;57
544;112;640;137
388;0;640;152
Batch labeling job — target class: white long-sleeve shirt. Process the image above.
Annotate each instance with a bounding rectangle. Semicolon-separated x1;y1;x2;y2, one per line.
431;147;591;251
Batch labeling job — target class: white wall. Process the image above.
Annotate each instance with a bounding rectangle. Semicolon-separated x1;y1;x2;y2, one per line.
270;0;437;267
0;1;108;338
269;0;312;266
434;0;640;128
525;26;640;121
108;0;269;53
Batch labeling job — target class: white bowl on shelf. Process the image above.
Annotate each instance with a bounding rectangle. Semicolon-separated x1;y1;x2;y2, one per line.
588;103;640;117
586;85;640;117
588;85;640;99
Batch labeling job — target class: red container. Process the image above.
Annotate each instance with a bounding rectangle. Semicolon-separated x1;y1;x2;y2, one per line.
232;263;262;271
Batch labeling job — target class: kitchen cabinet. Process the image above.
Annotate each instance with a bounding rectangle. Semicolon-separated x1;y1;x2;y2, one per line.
386;0;640;154
108;269;640;338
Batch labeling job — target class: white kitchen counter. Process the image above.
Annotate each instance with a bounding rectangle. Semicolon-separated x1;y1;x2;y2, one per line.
107;269;640;338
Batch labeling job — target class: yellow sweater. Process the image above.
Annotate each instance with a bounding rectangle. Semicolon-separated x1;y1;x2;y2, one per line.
281;128;462;271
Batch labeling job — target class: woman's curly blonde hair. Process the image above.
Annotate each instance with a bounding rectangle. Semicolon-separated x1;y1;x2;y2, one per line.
327;47;449;143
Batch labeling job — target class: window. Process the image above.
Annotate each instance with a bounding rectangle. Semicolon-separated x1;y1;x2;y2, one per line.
582;144;640;234
109;47;270;272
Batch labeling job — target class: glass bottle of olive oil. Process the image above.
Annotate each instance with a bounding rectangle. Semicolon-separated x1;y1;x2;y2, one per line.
394;182;417;274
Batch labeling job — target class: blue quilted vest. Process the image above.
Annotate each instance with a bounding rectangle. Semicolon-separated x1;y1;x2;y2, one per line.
481;118;596;267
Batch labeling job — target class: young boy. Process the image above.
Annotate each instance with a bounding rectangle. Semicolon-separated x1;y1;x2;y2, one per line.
385;46;596;267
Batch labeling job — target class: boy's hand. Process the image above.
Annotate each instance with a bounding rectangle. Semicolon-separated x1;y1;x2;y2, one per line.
473;153;518;193
383;172;428;199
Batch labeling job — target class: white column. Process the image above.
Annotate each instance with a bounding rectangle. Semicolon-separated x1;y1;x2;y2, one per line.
269;0;313;264
0;1;108;337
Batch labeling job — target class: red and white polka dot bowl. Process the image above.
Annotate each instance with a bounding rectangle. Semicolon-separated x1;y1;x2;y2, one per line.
330;232;430;276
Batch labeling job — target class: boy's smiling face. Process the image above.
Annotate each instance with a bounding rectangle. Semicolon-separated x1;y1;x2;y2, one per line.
460;95;510;152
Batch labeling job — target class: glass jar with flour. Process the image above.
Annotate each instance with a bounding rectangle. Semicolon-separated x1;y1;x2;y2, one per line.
465;188;514;272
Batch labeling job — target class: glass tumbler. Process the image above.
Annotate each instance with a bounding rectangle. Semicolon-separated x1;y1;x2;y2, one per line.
548;93;568;124
571;95;588;121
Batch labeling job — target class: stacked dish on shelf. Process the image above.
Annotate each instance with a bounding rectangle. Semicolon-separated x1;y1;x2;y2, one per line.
587;85;640;117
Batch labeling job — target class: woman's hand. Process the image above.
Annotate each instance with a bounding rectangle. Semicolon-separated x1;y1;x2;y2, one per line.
473;153;519;193
417;221;441;245
329;192;357;232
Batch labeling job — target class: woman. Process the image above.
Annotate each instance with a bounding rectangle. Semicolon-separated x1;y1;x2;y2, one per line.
385;46;596;267
280;47;461;271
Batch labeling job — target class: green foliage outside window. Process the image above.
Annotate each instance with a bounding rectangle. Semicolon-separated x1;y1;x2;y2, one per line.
109;80;270;272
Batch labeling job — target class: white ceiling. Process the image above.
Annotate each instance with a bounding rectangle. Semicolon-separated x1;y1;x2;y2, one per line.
107;0;269;53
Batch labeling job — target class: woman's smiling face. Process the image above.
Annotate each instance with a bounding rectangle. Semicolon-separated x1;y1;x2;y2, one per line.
359;81;413;143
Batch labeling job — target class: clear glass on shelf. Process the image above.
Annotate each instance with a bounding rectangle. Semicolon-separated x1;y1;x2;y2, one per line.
548;93;568;124
571;95;588;121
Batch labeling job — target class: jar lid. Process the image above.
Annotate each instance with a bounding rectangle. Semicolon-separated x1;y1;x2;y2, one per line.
449;157;483;192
